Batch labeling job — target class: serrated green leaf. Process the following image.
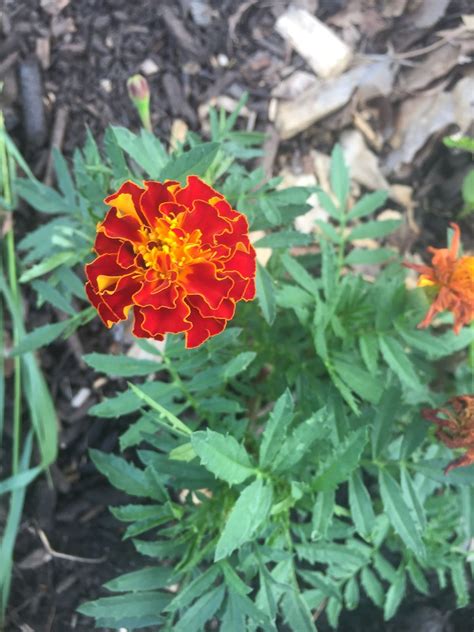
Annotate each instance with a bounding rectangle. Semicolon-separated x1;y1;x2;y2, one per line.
259;390;294;468
451;558;469;607
330;144;349;209
215;479;272;560
77;591;170;624
400;467;426;530
332;358;383;404
312;428;367;492
223;351;256;380
104;566;174;592
348;470;375;538
348;219;401;241
379;469;425;559
344;576;360;610
359;332;379;375
256;261;276;325
282;588;318;632
173;584;225;632
379;335;422;391
311;489;335;539
383;568;406;620
128;382;192;437
280;253;319;294
166;566;221;613
406;558;429;595
83;352;161;376
160;143;220;184
89;449;160;500
347;190;388;221
19;251;77;283
192;429;255;485
274;408;328;472
11;320;70;355
371;385;401;458
361;567;384;607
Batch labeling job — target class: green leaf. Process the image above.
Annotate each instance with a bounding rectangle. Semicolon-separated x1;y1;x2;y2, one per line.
192;429;255;485
52;148;76;202
451;558;469;607
317;190;341;220
383;568;406;620
400;467;426;530
19;251;77;283
298;570;340;600
215;478;272;560
371;386;401;458
397;325;474;359
348;470;375;538
223;351;256;380
359;332;379;375
254;231;313;248
104;566;174;592
280;253;319;294
128;382;192;437
256;261;276;325
406;558;429;595
160;143;220;184
344;576;360;610
259;389;294;468
345;247;396;265
111;126;165;178
312;428;367;492
11;320;70;355
89;449;161;500
274;409;329;472
348;219;401;241
16;178;70;213
326;596;342;629
330;144;349;209
282;588;318;632
83;352;162;376
77;591;170;625
443;135;474;152
32;279;75;315
347;190;388;221
222;590;273;632
166;566;221;613
110;503;168;522
332;358;383;404
311;489;335;539
259;196;282;225
378;469;425;559
173;584;225;632
379;335;422;391
361;567;384;607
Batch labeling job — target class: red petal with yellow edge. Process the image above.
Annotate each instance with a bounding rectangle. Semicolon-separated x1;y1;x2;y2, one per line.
85;253;131;291
225;249;256;278
243;277;256;300
100;207;143;243
188;294;236;320
116;242;136;269
185;309;226;348
182;200;231;244
133;280;178;309
213;198;241;222
85;282;120;327
132;307;164;340
94;231;120;255
104;180;145;222
100;275;141;320
175;175;223;207
217;214;250;250
183;262;233;309
139;294;191;336
140;180;177;226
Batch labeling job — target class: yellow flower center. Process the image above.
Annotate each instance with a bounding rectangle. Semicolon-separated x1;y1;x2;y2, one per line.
134;214;206;277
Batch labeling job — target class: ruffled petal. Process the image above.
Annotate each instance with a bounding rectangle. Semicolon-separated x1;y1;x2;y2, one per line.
105;180;145;222
140;292;191;336
85;253;132;292
175;175;223;207
140;180;179;226
100;207;143;244
184;308;226;348
182;262;233;309
187;294;236;321
133;280;178;309
224;248;256;279
181;200;231;245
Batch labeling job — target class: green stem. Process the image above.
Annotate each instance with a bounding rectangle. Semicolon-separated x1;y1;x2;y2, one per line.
0;112;21;474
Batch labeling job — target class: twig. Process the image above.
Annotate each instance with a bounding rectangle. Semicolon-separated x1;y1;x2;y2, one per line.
37;528;106;564
44;105;69;186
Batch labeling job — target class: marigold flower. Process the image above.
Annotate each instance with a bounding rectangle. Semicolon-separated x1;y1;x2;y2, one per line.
85;176;256;348
422;395;474;473
405;223;474;334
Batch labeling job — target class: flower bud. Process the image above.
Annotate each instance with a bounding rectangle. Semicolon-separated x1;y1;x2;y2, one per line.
126;74;152;131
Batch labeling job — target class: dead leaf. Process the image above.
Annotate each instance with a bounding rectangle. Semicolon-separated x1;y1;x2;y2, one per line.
341;130;389;190
409;0;451;29
275;6;352;79
272;70;318;100
35;37;50;70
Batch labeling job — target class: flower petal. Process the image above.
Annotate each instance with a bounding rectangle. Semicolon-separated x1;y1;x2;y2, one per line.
105;181;145;222
175;175;223;207
139;293;191;336
85;253;131;291
140;180;179;226
184;309;226;348
187;294;236;320
100;207;143;243
182;262;233;309
181;200;231;245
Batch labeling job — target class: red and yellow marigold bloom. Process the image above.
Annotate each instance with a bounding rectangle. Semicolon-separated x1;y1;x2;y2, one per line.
422;395;474;473
85;176;256;348
405;223;474;334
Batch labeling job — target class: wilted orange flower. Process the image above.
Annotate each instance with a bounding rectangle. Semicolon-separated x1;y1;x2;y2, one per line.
85;176;256;348
422;395;474;473
405;223;474;334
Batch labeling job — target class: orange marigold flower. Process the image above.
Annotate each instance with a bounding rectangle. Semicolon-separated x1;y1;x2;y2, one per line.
404;223;474;334
422;395;474;473
85;176;256;348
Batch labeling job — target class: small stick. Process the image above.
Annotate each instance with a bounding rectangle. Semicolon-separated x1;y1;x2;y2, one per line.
44;105;69;186
37;527;106;564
